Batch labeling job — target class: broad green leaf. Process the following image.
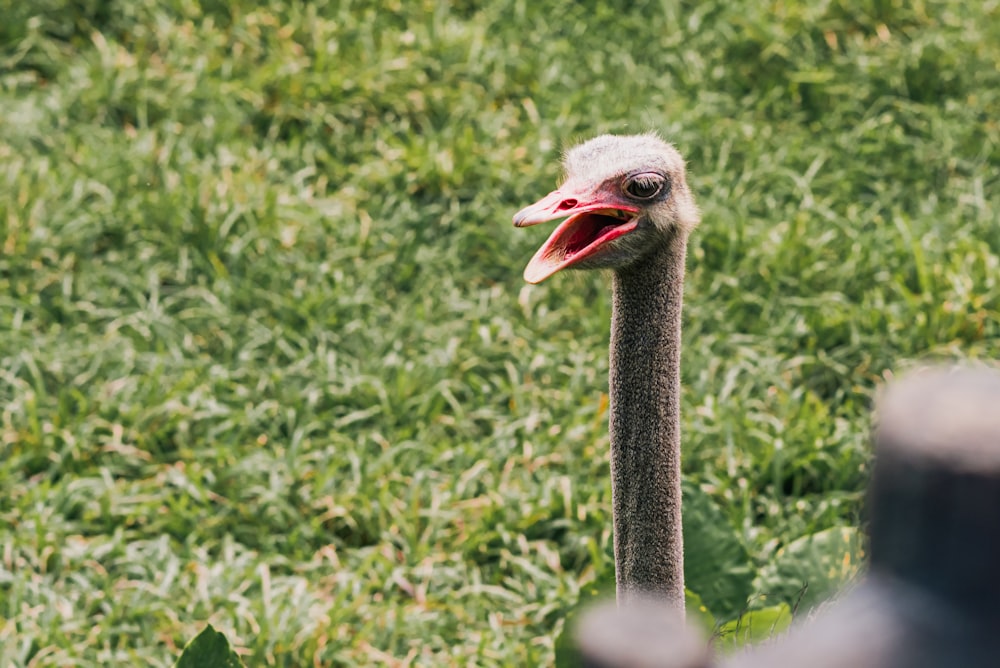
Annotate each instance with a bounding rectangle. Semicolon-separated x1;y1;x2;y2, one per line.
753;527;863;613
174;625;246;668
715;603;793;649
682;482;755;619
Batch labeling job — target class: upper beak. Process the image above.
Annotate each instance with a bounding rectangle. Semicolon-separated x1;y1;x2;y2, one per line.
512;188;631;228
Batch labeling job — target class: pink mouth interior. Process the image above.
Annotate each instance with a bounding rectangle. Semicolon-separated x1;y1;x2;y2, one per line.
524;210;637;283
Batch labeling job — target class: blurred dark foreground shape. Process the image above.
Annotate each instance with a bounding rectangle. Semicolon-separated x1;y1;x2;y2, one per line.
576;366;1000;668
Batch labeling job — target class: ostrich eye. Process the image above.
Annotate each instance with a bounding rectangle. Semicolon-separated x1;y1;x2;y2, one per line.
623;173;667;200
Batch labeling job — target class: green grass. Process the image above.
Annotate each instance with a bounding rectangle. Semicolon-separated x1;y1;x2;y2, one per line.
1;0;998;664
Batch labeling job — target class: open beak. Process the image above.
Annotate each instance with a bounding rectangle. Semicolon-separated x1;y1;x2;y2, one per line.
513;189;640;284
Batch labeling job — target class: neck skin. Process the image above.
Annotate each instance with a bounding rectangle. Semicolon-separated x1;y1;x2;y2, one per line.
608;234;687;611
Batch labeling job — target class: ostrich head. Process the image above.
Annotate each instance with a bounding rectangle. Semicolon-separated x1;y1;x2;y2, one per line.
513;133;699;283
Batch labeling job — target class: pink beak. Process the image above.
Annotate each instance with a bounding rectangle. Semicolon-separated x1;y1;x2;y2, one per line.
512;188;640;284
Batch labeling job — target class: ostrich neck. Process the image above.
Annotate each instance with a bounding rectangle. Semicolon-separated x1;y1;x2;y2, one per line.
609;235;686;611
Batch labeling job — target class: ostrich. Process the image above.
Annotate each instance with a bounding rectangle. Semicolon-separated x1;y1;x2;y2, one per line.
513;134;700;610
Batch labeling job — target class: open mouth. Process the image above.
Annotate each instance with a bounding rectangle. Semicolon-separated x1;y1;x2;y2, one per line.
524;209;638;284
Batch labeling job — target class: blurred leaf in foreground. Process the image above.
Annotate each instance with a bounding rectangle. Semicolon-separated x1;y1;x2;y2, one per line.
174;625;246;668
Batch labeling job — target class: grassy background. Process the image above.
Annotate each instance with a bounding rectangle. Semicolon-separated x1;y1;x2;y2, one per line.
1;0;998;664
